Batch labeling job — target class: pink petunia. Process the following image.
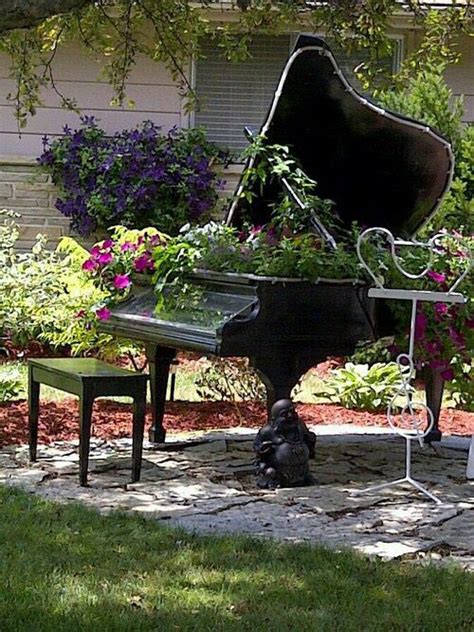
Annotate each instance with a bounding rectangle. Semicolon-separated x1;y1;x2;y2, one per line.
449;326;465;348
133;253;154;272
102;239;115;249
120;241;137;252
149;234;162;247
97;252;113;265
95;306;111;320
82;258;97;272
427;270;446;284
415;311;428;340
440;368;455;381
422;341;439;355
113;274;131;290
90;246;102;257
434;303;448;316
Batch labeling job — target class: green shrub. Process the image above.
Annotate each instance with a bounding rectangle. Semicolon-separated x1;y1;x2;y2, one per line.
0;211;127;358
195;357;266;403
319;362;404;412
0;365;23;402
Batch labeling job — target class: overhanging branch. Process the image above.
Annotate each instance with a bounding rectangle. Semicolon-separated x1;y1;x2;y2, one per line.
0;0;94;33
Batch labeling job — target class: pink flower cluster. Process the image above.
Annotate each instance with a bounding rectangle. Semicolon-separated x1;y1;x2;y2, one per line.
79;232;163;321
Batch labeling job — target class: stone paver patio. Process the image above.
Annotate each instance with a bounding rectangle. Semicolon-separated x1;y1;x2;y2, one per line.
1;425;472;569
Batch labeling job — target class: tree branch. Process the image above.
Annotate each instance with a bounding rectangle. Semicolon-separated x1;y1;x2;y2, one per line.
0;0;94;33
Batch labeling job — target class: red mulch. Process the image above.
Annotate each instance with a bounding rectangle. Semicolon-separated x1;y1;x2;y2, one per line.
0;399;472;448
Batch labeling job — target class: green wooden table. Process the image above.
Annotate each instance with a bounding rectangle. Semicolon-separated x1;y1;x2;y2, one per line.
28;358;148;486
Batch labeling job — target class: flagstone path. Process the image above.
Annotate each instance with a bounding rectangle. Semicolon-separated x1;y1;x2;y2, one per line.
1;425;472;569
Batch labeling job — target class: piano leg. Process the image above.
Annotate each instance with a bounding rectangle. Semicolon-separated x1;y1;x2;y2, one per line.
146;343;176;443
252;354;315;416
424;367;444;443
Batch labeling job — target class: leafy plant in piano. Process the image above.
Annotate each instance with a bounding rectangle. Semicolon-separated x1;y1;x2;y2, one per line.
236;139;337;236
38;119;226;237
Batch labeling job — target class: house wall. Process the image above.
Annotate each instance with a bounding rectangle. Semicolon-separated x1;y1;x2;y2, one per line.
0;44;185;249
0;31;472;250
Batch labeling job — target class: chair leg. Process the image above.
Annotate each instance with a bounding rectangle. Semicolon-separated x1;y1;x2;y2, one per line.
28;366;40;462
131;390;147;483
79;389;94;486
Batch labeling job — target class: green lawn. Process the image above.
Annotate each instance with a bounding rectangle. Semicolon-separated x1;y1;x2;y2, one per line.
0;486;473;632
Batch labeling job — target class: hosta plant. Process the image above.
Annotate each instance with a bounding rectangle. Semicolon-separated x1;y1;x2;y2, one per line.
319;362;406;412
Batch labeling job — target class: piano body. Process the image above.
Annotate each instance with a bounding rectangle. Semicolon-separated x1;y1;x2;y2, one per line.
99;35;454;443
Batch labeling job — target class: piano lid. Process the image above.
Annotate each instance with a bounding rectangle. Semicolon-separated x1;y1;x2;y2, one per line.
227;35;454;238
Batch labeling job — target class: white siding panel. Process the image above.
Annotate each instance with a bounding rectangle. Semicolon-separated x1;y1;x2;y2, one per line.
444;34;474;95
0;45;184;158
0;79;182;113
0;46;176;85
461;95;474;123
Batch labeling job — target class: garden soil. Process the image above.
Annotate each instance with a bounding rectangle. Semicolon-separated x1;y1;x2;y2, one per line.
0;399;472;448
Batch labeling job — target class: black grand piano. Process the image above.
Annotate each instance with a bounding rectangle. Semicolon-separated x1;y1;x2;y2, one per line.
99;36;454;443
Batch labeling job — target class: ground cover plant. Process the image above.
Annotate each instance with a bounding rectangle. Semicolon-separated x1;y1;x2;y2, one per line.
1;486;473;632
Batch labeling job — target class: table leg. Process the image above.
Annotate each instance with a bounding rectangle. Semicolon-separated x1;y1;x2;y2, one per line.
28;365;40;462
131;389;147;483
79;389;94;486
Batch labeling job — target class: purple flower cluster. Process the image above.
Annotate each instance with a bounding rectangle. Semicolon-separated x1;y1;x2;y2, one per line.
39;118;226;236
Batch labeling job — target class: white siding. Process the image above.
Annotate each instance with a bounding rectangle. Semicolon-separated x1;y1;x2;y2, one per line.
444;34;474;124
0;44;184;159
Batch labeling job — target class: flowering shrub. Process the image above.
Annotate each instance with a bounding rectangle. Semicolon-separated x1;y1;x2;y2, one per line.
383;234;473;401
38;118;225;236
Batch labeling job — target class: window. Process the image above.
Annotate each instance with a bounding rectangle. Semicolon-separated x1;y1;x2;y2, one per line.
194;34;402;154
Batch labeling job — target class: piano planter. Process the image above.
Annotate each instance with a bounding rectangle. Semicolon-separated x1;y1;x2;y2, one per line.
98;35;455;445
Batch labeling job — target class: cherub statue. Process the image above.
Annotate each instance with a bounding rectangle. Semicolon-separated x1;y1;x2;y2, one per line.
254;399;316;488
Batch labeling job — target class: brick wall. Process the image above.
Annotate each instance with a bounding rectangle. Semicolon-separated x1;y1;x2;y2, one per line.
0;158;242;252
0;157;70;251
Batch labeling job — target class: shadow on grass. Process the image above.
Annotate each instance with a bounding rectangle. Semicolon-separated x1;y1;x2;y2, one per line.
0;486;472;631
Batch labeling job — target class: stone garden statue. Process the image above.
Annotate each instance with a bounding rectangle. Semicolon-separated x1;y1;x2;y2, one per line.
254;399;316;488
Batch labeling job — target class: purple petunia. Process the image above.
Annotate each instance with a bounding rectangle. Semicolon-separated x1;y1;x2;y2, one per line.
97;252;113;265
82;258;97;272
134;253;154;273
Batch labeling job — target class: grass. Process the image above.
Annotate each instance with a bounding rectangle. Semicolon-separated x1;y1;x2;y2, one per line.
1;486;473;631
